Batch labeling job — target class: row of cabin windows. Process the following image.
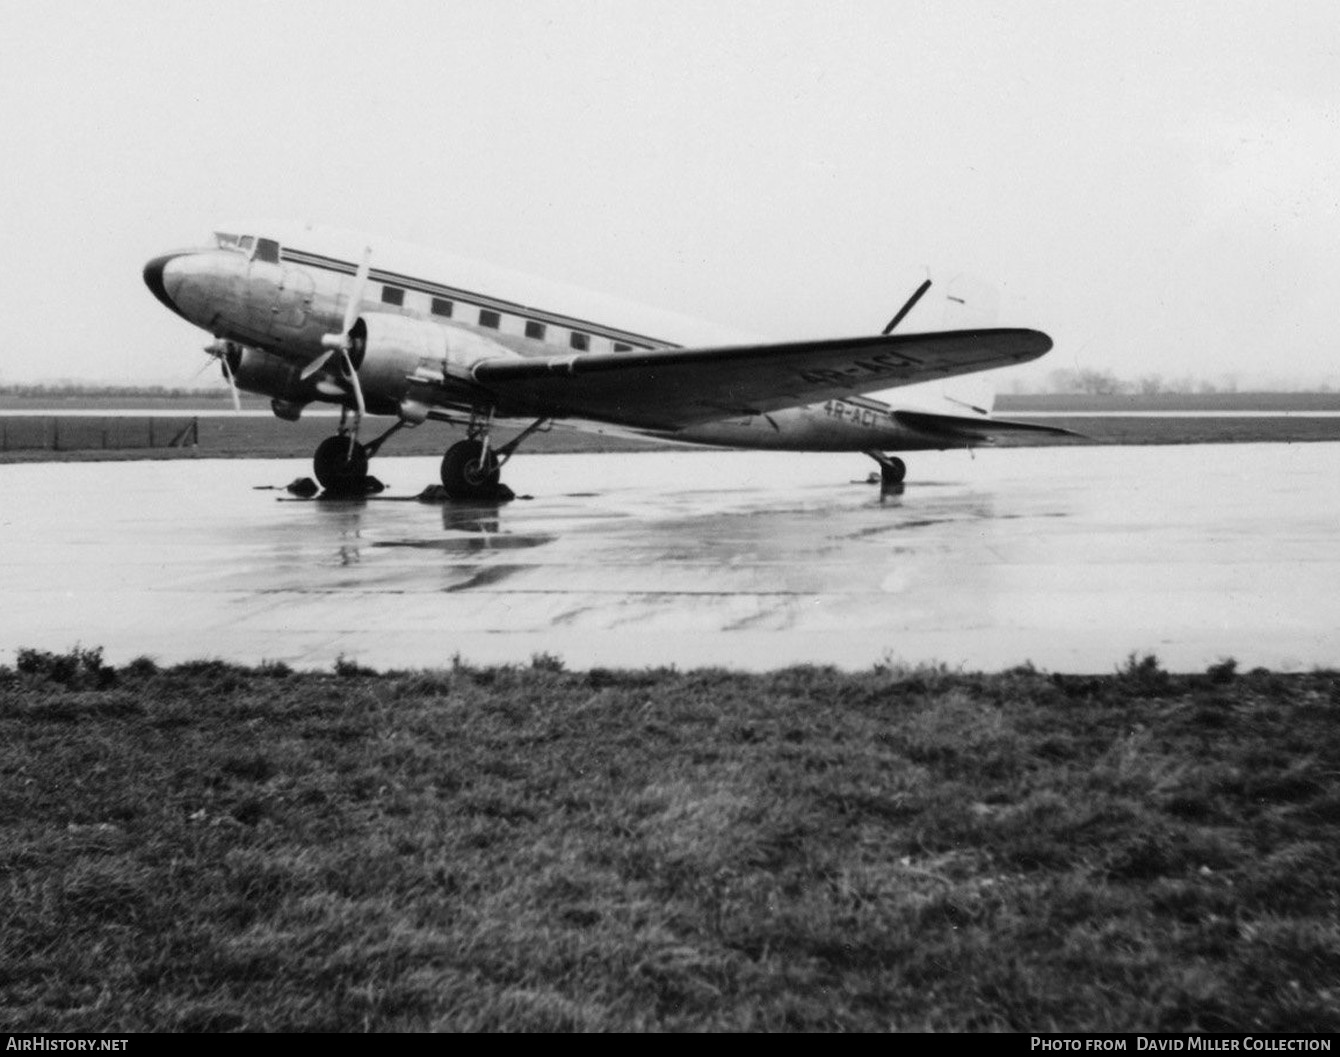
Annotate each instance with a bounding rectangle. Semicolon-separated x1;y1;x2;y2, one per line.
224;238;636;352
380;284;638;353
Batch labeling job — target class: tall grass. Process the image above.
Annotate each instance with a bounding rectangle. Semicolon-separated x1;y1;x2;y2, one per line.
1;651;1336;1031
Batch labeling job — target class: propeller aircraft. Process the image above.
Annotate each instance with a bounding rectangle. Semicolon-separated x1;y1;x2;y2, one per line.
144;223;1069;497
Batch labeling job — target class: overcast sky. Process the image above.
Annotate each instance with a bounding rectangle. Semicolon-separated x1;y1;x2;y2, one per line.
2;0;1336;387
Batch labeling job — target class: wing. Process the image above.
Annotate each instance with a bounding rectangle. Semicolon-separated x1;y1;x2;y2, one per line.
470;328;1052;430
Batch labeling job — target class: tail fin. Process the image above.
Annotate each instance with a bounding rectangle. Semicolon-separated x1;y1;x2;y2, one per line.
940;274;1001;414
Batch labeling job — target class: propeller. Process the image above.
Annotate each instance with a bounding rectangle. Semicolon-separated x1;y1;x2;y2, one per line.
301;245;371;381
202;338;242;412
301;246;371;446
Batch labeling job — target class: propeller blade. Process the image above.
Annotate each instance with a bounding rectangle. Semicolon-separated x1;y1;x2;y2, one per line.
300;346;338;380
306;246;373;380
339;346;367;458
219;351;242;413
341;245;372;336
341;347;366;421
882;278;933;335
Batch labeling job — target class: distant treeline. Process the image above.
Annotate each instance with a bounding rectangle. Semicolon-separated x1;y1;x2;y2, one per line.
1010;369;1336;396
0;383;232;399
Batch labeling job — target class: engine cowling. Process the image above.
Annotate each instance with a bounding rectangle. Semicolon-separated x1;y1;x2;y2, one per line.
225;347;326;406
346;313;522;415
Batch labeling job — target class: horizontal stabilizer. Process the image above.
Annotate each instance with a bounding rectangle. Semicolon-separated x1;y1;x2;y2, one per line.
894;409;1083;442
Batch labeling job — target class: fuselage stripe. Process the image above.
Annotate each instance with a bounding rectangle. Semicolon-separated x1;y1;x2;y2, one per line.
280;247;679;350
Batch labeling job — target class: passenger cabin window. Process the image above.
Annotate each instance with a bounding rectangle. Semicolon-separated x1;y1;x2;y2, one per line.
254;238;280;264
525;321;546;340
613;342;631;352
570;331;590;351
431;298;453;318
381;286;404;307
479;309;500;329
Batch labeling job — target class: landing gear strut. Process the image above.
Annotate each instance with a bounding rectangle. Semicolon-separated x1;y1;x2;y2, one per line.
439;411;548;500
312;417;408;495
865;451;907;487
311;401;548;500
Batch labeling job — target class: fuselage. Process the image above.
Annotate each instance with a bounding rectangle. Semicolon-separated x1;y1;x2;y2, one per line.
144;222;1004;452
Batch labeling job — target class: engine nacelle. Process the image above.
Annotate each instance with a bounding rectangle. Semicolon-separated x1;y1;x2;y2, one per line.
348;314;522;415
225;347;325;406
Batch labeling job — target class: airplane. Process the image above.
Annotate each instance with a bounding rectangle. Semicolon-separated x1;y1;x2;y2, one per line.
143;222;1071;498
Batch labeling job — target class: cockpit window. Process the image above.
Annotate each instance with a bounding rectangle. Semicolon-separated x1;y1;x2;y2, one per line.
214;232;259;256
213;232;280;262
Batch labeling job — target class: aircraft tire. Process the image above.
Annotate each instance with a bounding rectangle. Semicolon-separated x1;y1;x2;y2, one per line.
441;440;501;500
313;435;370;494
882;456;907;485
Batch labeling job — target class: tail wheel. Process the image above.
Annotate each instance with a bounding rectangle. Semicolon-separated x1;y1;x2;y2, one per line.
441;439;501;499
314;435;369;493
882;457;907;485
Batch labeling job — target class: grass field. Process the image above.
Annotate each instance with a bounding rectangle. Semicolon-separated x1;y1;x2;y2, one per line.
2;392;1340;462
2;649;1337;1031
0;413;661;461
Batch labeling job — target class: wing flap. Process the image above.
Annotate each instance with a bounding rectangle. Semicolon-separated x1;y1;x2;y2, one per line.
470;328;1052;429
894;409;1083;442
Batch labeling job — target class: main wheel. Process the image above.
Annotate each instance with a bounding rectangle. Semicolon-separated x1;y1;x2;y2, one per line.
313;435;369;494
441;439;501;499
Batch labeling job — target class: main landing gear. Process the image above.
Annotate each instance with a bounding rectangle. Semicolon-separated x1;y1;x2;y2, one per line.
312;412;407;495
310;406;548;500
865;451;907;487
438;412;549;500
313;434;369;493
440;439;500;500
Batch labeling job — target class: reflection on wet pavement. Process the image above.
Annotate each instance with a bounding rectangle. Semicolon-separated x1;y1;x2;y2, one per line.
2;445;1338;672
374;536;554;553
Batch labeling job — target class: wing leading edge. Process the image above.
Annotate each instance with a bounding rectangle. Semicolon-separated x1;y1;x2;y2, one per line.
471;328;1052;430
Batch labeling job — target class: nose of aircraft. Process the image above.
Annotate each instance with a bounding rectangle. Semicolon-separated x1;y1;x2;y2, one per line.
143;253;183;313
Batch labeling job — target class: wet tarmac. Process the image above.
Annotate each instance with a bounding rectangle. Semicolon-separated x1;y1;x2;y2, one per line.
1;444;1337;672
